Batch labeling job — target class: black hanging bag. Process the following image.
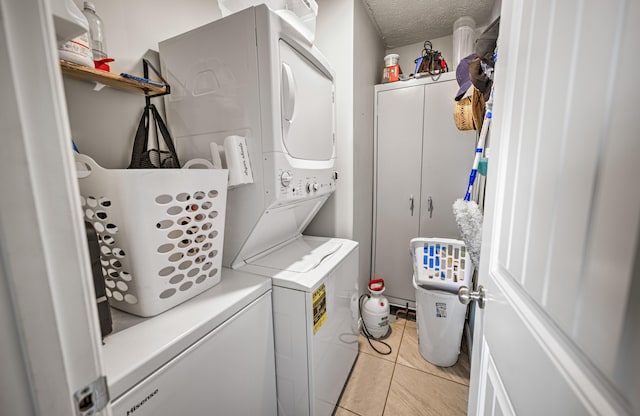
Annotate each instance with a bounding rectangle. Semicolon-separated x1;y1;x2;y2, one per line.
128;103;180;169
416;40;448;75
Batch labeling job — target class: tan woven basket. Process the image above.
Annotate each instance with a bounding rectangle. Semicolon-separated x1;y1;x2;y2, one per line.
454;96;475;130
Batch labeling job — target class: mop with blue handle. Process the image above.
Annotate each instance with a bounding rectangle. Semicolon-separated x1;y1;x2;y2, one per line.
453;88;493;269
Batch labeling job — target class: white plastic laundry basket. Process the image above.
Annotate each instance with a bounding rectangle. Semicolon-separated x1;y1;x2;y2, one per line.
413;280;467;367
75;154;228;317
411;237;472;366
410;237;473;293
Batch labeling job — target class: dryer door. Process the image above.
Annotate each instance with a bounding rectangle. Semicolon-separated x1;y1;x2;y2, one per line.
280;40;335;161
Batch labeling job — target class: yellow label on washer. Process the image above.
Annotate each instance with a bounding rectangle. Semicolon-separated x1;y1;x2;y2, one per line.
312;284;327;334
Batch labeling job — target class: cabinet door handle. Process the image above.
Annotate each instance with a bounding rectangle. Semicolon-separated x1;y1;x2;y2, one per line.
427;196;433;218
409;195;415;216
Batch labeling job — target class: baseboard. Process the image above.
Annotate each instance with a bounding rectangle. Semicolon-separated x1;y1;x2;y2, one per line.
390;303;416;321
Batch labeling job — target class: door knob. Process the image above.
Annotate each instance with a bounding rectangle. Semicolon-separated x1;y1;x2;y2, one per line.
427;196;433;218
458;285;486;309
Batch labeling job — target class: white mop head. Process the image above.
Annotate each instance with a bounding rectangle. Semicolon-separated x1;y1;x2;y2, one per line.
453;199;483;269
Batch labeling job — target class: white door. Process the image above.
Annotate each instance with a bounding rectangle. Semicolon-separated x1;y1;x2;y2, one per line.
469;0;639;415
280;39;335;161
0;1;109;415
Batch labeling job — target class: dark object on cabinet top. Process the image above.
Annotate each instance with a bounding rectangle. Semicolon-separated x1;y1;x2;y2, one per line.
469;57;493;101
475;17;500;68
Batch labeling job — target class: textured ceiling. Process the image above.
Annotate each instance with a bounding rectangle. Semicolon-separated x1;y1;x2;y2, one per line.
362;0;496;48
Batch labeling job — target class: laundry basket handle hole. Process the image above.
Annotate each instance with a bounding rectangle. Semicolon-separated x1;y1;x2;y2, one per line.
76;160;93;179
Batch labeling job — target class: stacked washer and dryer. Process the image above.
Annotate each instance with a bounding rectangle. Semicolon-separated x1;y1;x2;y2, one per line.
158;5;360;416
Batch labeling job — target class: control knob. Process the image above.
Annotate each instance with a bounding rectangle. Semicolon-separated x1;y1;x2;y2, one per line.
280;171;293;187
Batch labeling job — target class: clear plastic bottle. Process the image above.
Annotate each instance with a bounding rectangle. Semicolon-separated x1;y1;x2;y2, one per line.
82;1;108;60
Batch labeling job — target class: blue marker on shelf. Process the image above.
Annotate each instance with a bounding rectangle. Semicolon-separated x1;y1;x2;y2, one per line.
120;73;167;88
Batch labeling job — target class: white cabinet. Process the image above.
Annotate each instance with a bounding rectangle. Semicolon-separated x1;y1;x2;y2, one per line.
109;280;276;416
104;269;277;415
373;73;475;305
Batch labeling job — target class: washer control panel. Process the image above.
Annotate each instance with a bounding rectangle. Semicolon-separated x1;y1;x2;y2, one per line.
275;168;335;204
263;153;336;208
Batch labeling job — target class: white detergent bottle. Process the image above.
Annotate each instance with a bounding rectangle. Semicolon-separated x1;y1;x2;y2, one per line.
58;31;94;67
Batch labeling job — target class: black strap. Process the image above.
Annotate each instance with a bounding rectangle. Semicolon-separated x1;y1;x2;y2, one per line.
149;104;180;167
128;104;181;169
128;105;151;168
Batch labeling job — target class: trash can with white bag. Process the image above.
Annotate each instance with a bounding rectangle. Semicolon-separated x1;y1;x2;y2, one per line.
410;238;474;367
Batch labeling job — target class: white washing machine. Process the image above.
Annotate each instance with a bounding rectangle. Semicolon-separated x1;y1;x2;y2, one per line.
241;236;359;416
160;6;359;415
160;5;338;272
103;269;277;416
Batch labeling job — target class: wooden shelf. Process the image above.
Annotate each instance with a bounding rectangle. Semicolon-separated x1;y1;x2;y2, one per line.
60;60;168;96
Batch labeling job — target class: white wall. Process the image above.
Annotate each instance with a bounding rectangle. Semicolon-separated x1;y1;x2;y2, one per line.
305;0;355;239
488;0;502;25
306;0;384;292
65;0;223;168
73;0;222;74
353;0;385;291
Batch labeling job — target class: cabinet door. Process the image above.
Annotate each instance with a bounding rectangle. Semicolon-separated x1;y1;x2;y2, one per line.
374;86;424;303
420;80;476;239
111;292;277;415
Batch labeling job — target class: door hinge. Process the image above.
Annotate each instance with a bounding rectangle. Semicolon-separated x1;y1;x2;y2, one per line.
74;376;109;416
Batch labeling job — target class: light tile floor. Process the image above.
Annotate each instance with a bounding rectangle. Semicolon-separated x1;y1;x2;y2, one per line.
337;316;470;416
